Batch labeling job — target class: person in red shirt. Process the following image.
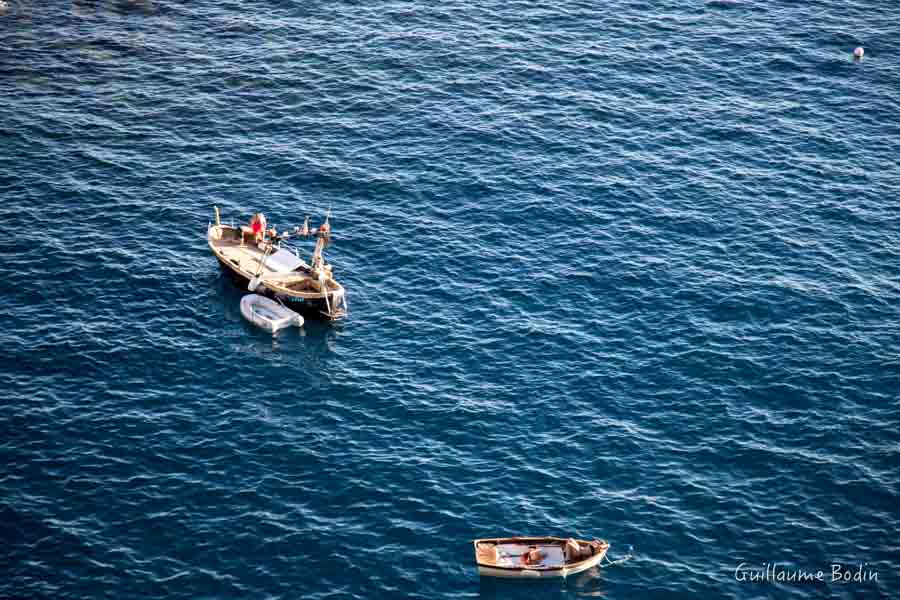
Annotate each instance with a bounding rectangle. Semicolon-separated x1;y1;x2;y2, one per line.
249;213;267;243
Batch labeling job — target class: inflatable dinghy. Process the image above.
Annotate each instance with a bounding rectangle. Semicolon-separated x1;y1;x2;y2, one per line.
240;294;304;333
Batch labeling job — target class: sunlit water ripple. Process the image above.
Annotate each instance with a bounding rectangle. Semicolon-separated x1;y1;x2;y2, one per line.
2;1;899;598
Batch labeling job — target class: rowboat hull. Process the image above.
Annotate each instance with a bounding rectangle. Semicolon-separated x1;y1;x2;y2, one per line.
476;552;604;579
474;537;609;579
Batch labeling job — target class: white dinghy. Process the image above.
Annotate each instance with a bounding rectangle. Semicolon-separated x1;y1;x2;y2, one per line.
240;294;304;333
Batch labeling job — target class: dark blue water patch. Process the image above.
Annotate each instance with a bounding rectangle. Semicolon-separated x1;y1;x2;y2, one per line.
704;0;760;12
3;0;900;598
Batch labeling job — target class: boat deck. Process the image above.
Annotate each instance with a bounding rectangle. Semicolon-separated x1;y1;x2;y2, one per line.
214;241;274;276
213;240;312;283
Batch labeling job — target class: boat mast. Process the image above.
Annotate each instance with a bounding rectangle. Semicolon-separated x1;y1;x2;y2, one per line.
309;213;335;315
310;213;331;277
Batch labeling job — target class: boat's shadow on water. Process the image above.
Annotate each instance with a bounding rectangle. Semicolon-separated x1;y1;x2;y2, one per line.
477;568;606;598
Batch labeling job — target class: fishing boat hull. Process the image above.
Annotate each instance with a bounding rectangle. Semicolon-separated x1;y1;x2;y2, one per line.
474;537;609;579
215;256;332;316
208;221;347;320
240;294;304;333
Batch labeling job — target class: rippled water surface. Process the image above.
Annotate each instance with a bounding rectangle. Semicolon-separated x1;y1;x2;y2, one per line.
2;1;899;598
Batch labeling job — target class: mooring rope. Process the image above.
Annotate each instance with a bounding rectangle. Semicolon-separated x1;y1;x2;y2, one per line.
601;545;634;568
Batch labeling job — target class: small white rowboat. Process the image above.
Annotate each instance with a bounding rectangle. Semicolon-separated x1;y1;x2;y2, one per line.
240;294;304;333
474;536;609;579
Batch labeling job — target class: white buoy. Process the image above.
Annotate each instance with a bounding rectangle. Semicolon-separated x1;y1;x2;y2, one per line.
0;0;8;13
853;47;865;60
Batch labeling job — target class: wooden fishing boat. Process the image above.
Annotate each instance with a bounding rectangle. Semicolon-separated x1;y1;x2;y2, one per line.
207;207;348;320
473;536;609;579
240;294;304;333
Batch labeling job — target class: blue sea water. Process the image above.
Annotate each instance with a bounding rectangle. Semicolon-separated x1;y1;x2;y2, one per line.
2;0;899;598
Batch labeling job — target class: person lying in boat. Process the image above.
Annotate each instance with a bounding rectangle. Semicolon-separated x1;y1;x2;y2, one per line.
521;546;545;566
565;538;591;562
